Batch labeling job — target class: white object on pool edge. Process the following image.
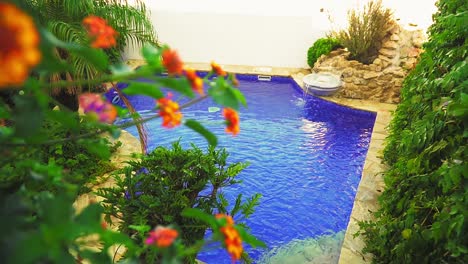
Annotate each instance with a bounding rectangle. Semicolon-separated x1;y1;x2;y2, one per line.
303;73;341;89
303;73;342;96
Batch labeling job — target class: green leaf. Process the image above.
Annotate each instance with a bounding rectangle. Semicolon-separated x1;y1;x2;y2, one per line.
71;46;109;71
123;82;164;99
13;95;44;138
231;88;247;107
234;225;266;248
41;29;109;71
185;119;218;147
142;44;162;66
129;224;151;233
75;203;103;228
208;79;240;110
110;64;134;77
181;208;218;228
46;110;79;132
156;78;194;98
81;140;111;159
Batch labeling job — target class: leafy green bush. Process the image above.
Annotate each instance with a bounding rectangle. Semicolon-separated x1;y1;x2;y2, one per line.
333;0;393;64
98;142;261;263
358;0;468;263
307;38;342;68
0;118;119;195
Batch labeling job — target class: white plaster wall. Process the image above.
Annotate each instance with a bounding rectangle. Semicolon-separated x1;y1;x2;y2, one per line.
125;0;437;68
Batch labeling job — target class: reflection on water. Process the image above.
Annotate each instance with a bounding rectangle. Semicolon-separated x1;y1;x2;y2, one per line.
258;230;345;264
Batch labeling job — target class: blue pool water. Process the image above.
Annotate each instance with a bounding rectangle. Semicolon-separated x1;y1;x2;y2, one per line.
110;74;376;263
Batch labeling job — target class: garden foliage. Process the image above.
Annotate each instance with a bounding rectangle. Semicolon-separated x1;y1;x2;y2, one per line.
333;0;393;64
25;0;157;109
98;142;261;263
306;37;342;68
0;119;119;194
358;0;468;262
0;1;262;262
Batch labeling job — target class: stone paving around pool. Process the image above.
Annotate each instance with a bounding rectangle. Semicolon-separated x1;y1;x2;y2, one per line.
80;60;396;263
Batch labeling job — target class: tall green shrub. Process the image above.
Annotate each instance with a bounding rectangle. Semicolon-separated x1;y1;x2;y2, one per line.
334;0;393;64
307;38;342;68
98;142;261;263
358;0;468;263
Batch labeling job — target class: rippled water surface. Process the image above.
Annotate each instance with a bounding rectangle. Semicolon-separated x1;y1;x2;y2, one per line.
118;75;376;263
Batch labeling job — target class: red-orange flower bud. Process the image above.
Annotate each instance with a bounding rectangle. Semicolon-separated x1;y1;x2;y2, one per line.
223;108;240;136
162;49;183;75
82;16;118;49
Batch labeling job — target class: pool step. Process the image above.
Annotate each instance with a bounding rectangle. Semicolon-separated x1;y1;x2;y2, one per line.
258;75;272;81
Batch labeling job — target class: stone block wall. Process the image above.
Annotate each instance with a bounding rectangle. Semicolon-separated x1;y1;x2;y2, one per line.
312;24;425;103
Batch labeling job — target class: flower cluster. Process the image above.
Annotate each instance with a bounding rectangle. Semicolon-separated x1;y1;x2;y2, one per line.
0;2;41;88
161;48;205;95
216;214;243;261
145;226;179;248
79;93;117;124
223;108;240;135
162;49;183;76
82;16;118;48
211;61;226;76
157;93;183;128
185;68;204;95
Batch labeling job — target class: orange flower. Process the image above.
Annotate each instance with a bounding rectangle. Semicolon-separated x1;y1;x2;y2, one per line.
79;93;117;124
157;93;182;128
216;214;243;261
184;68;204;95
82;16;118;48
145;226;179;248
211;61;226;76
223;108;240;135
0;3;41;88
162;49;183;75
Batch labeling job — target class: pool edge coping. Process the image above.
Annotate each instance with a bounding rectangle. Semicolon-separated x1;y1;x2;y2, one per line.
125;60;396;263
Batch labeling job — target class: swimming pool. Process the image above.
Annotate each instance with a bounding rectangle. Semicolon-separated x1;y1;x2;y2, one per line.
109;74;376;263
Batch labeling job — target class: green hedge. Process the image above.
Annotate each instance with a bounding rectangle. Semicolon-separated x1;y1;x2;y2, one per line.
307;38;342;68
358;0;468;263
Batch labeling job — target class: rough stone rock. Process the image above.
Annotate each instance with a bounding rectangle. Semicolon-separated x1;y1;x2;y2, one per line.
363;72;380;79
412;31;426;48
390;34;400;41
378;74;393;81
309;23;423;104
342;68;354;77
378;55;392;62
379;48;397;58
389;24;400;34
382;41;399;50
361;65;370;71
392;70;406;78
403;57;418;70
408;47;422;58
348;60;362;67
329;49;347;56
368;80;378;88
373;58;382;66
